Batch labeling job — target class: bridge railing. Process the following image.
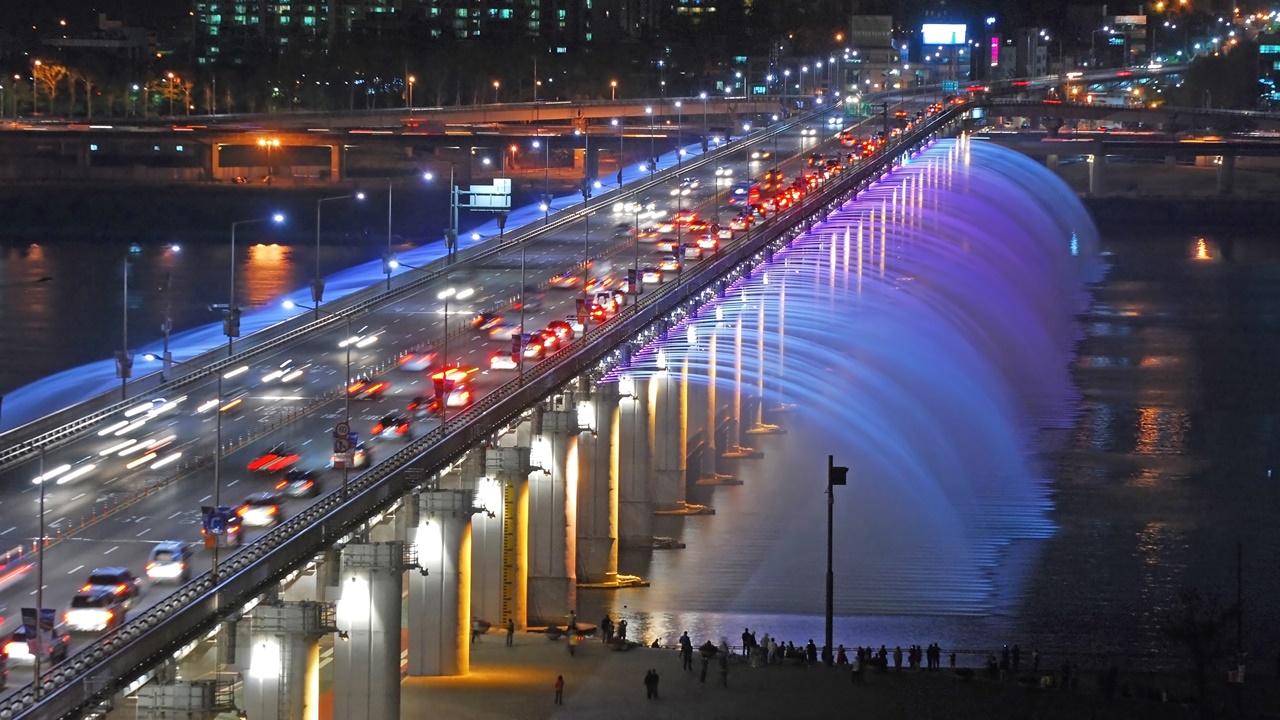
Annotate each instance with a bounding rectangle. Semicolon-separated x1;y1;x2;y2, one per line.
6;100;968;720
0;102;824;471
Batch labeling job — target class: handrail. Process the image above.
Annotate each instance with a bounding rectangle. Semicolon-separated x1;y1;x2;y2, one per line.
6;101;970;720
0;103;822;471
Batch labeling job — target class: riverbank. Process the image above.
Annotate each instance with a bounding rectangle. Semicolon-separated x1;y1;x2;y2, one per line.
404;628;1262;720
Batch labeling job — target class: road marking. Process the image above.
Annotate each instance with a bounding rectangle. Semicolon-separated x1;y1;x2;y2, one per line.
104;546;118;555
136;528;151;537
200;495;212;502
72;493;86;501
0;527;13;536
168;512;183;519
68;565;84;575
302;439;313;446
227;479;239;487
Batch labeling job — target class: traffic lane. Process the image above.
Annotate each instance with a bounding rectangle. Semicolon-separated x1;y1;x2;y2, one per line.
0;117;840;578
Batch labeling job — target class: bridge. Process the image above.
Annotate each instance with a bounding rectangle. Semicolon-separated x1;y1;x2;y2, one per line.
981;98;1280;133
0;67;1177;720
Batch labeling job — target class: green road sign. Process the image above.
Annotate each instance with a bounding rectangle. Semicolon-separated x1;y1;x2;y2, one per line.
942;80;960;93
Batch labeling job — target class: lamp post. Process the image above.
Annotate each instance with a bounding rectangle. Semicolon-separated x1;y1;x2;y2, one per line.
533;136;550;225
166;72;177;117
824;455;848;666
34;446;46;698
407;75;415;112
384;172;432;290
256;137;279;184
313;193;365;321
613;117;623;187
675;101;683;166
645;106;655;177
118;258;131;400
610;80;617;100
31;61;40;115
493;80;500;103
699;92;708;144
230;214;285;354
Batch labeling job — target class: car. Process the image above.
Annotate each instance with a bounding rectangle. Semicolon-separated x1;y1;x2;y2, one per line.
801;125;818;137
64;589;127;633
714;166;733;177
82;567;142;604
371;413;413;439
641;267;664;284
729;215;753;231
808;153;825;167
547;320;575;341
397;352;439;372
471;313;505;332
330;442;370;469
658;255;681;272
4;625;69;665
261;360;307;384
696;234;719;250
549;272;581;289
588;303;610;323
534;329;561;353
669;185;692;197
750;149;772;160
277;469;321;498
522;340;546;360
347;379;389;400
654;238;681;254
247;443;301;473
563;315;584;335
489;351;519;371
237;492;283;528
487;321;521;340
146;541;193;584
426;367;478;410
683;245;704;260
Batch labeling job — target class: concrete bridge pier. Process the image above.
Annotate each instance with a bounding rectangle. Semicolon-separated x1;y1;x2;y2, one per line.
329;144;343;183
576;383;620;585
243;601;335;720
1218;154;1236;195
333;542;404;720
485;443;532;628
652;362;692;512
407;489;474;676
617;374;654;548
527;398;578;626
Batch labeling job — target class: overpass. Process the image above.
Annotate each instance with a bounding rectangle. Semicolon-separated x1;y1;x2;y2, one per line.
0;97;969;720
980;98;1280;133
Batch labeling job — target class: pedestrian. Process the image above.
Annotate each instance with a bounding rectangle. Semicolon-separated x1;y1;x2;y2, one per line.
618;618;628;641
679;631;693;671
806;639;818;665
742;628;752;657
644;669;657;699
554;675;564;705
651;668;661;698
893;645;903;670
602;615;614;643
837;645;848;665
506;618;515;647
949;651;956;669
568;609;577;634
567;629;579;656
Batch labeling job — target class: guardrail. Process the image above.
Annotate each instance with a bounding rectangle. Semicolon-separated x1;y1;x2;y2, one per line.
6;100;968;720
0;105;825;472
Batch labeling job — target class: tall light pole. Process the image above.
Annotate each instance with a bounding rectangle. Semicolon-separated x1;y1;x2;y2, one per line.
119;258;130;400
533;136;550;225
31;61;40;115
383;173;430;290
313;193;365;321
610;80;617;100
492;80;500;103
645;106;655;177
407;75;415;112
824;455;848;666
34;447;45;699
166;72;177;117
675;100;683;166
229;214;285;355
699;92;708;144
256;137;279;184
613;117;623;187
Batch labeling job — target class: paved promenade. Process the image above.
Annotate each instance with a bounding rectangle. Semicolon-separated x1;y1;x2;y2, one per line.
400;629;1257;720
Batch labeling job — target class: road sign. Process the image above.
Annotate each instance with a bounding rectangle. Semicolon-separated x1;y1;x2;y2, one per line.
334;421;350;438
942;80;960;93
333;438;352;454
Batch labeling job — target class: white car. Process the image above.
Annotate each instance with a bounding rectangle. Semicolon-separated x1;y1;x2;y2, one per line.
714;166;733;177
237;493;282;528
641;268;664;284
489;352;519;371
801;126;818;136
261;360;306;384
564;316;584;335
397;352;438;372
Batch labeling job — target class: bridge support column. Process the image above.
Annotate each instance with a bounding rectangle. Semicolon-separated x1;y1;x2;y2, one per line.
244;601;334;720
1217;154;1236;195
407;489;473;676
577;383;619;584
618;374;654;548
1087;154;1106;195
328;144;343;183
333;542;403;720
486;444;532;627
652;361;692;512
528;401;577;625
135;680;233;720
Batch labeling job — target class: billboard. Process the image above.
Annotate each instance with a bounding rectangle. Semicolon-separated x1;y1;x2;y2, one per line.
922;23;967;45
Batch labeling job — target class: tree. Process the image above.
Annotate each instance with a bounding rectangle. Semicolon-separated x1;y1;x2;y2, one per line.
32;62;68;116
1161;587;1239;698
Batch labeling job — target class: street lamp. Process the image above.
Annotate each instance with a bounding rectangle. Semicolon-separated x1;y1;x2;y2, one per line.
31;61;40;115
227;213;285;356
645;106;655;177
533;137;550;224
313;193;365;321
493;80;500;103
166;72;177;117
674;101;683;166
383;172;432;290
613;117;623;186
699;91;708;144
824;455;848;666
407;75;416;112
256;138;280;184
610;79;617;100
